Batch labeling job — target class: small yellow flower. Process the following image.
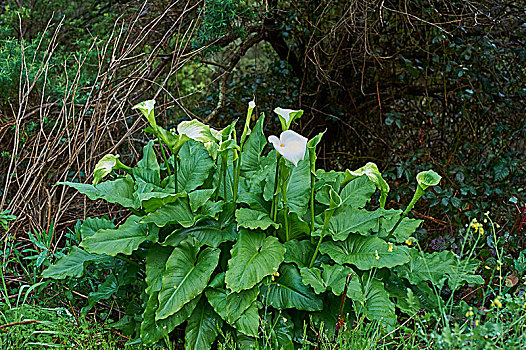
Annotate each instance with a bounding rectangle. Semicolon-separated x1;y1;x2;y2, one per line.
484;266;491;270
405;239;412;246
479;227;484;235
388;243;393;252
491;297;502;308
496;266;500;271
375;250;380;260
273;271;280;277
282;317;287;323
484;218;488;223
496;223;501;228
174;285;178;289
475;320;479;326
465;307;474;317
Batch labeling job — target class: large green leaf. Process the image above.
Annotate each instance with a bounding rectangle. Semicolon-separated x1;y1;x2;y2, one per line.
145;244;173;295
232;303;259;337
156;239;220;320
263;312;294;350
141;292;200;345
277;210;309;241
59;176;137;209
283;240;315;268
175;141;215;192
185;298;223;350
260;264;322;311
189;189;215;212
141;197;195;228
134;140;160;185
300;263;362;301
42;247;103;279
285;150;311;217
81;215;158;256
317;207;389;241
319;235;410;270
378;210;423;243
206;285;259;326
357;279;396;328
241;114;266;174
225;230;285;292
163;220;237;248
79;217;114;239
235;208;278;230
339;176;376;208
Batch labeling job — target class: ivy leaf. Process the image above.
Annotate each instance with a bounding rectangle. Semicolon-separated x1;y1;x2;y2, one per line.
156;239;220;320
81;215;158;256
59;176;137;209
319;235;410;270
185;298;223;350
260;264;322;311
42;247;103;279
226;230;285;292
235;208;278;230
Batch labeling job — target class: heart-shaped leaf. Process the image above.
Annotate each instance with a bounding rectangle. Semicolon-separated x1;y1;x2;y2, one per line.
156;238;220;320
226;230;285;292
260;264;322;311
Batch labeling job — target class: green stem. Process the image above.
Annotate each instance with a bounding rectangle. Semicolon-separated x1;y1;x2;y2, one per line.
270;154;281;221
233;151;240;202
309;214;331;268
215;160;223;201
159;144;171;176
386;187;424;240
174;156;178;193
281;179;290;242
310;172;316;244
223;162;228;201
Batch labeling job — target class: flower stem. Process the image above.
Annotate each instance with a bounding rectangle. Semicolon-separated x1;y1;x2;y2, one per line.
159;144;171;176
310;172;316;244
270;154;281;221
386;187;424;240
309;214;331;268
281;179;290;242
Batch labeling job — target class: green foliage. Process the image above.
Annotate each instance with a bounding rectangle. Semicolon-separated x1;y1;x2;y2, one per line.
42;102;483;348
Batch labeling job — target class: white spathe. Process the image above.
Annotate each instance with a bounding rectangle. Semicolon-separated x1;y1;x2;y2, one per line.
268;130;308;166
274;107;298;125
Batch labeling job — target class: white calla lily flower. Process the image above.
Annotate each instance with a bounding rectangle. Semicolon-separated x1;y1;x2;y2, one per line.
274;107;303;131
132;100;156;128
268;130;308;166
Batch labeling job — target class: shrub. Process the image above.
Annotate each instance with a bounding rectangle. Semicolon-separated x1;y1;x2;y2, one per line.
42;100;483;348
